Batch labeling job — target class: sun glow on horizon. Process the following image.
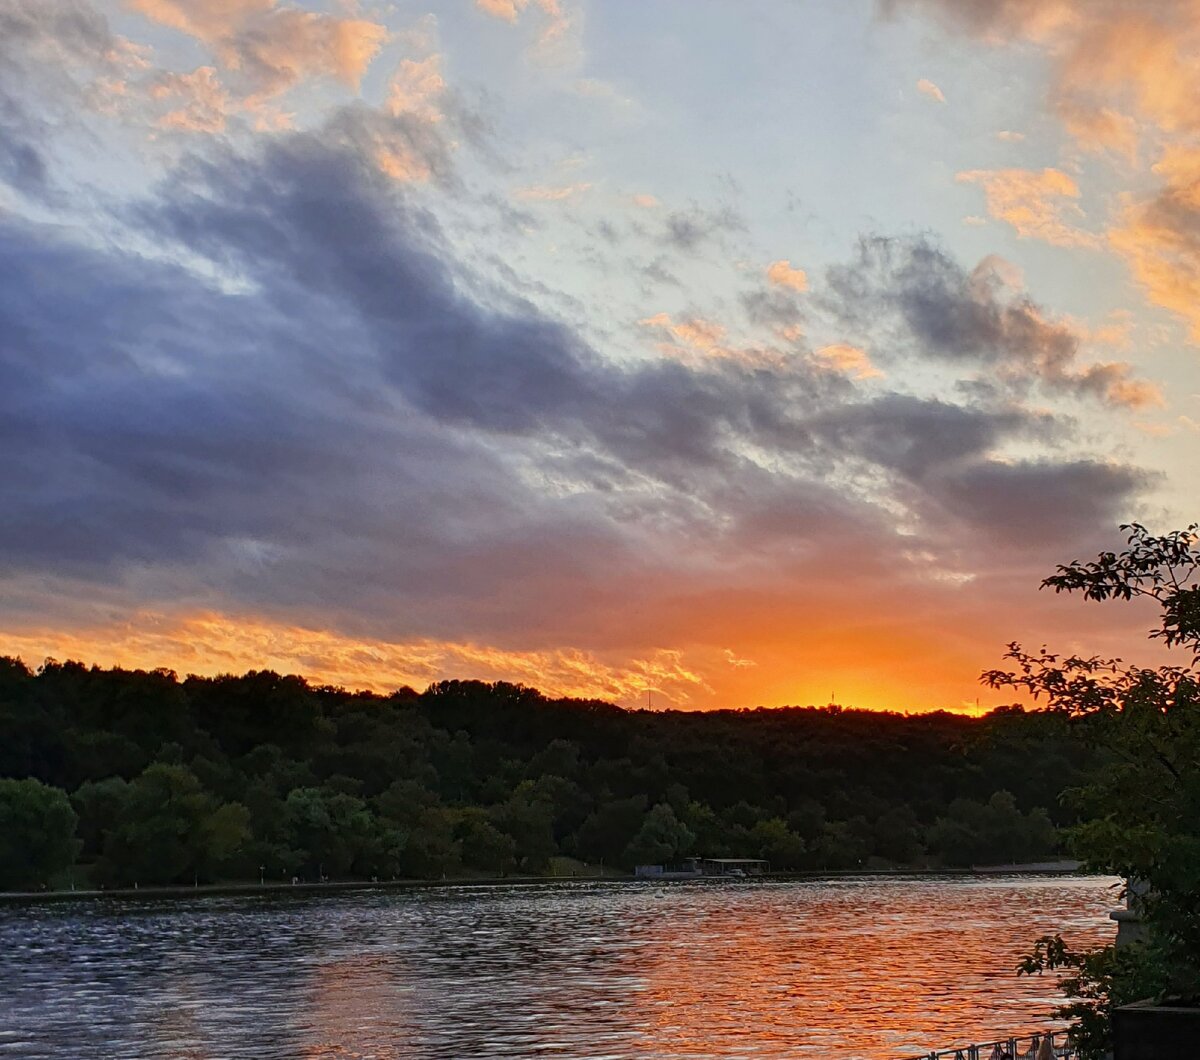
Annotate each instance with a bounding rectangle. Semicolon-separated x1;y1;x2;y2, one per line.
1;608;1025;716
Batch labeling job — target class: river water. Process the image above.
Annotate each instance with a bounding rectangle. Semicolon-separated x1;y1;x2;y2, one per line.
0;874;1118;1060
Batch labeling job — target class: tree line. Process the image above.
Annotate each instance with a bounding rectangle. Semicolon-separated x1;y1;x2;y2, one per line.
0;659;1082;891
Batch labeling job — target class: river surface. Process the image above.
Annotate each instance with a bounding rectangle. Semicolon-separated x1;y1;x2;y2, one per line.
0;874;1118;1060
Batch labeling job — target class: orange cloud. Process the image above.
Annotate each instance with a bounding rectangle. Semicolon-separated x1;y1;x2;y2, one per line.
128;0;270;39
1057;101;1139;163
916;77;946;103
474;0;569;51
0;610;711;706
766;259;808;292
638;312;793;370
1079;366;1164;410
815;343;883;380
386;54;446;123
513;182;592;202
643;309;724;352
375;146;435;184
148;66;231;132
639;312;728;356
129;0;387;98
476;0;523;22
955;167;1097;247
632;193;660;208
1054;14;1200;138
1105;144;1200;340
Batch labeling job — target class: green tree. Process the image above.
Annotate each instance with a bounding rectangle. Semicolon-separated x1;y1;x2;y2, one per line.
988;524;1200;1057
71;776;130;860
283;786;401;878
623;803;694;867
492;784;558;872
576;795;647;864
749;817;806;869
873;805;923;864
197;802;253;879
455;808;517;874
0;778;79;889
528;739;581;780
100;763;248;885
926;792;1057;867
399;807;461;878
813;817;872;870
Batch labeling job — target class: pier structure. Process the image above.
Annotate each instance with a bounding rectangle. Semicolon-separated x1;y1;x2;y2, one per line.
896;1030;1077;1059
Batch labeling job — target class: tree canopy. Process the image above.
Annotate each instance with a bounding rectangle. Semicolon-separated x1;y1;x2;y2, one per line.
0;656;1086;890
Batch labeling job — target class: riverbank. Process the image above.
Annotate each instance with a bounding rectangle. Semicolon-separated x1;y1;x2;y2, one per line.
0;859;1088;904
0;872;618;904
972;859;1082;873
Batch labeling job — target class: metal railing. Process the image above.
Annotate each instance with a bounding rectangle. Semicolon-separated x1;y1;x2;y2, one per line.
895;1030;1079;1060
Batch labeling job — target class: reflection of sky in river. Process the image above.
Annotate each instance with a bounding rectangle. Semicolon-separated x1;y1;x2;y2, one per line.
0;875;1118;1060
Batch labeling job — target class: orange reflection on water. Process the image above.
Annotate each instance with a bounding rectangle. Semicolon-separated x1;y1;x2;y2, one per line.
298;952;417;1060
624;877;1115;1059
10;878;1114;1058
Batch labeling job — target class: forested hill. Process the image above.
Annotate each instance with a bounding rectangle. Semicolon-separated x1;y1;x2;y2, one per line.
0;657;1091;891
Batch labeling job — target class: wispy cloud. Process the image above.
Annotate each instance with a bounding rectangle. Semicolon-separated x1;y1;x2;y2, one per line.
129;0;389;98
916;77;946;103
766;259;809;292
956;167;1097;247
816;343;884;380
513;182;592;201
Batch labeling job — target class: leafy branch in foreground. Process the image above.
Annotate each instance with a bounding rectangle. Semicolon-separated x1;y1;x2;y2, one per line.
1018;933;1169;1060
1043;522;1200;656
989;524;1200;1058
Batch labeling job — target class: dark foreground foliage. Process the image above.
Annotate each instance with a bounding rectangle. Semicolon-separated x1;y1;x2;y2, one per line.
1003;524;1200;1059
0;656;1080;890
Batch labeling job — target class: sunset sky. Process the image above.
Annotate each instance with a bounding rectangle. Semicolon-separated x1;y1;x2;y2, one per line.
2;0;1198;711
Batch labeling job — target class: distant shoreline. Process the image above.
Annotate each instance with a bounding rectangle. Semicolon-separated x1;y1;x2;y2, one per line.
0;860;1090;904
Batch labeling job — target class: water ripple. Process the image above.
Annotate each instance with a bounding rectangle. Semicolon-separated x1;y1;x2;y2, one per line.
0;875;1118;1060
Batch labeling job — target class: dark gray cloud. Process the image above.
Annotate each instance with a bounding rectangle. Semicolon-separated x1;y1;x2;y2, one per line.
0;90;50;197
825;236;1065;362
796;395;1145;547
0;0;112;57
640;257;681;288
935;459;1154;546
139;136;847;483
805;395;1029;482
660;204;746;250
741;285;804;330
823;234;1156;407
